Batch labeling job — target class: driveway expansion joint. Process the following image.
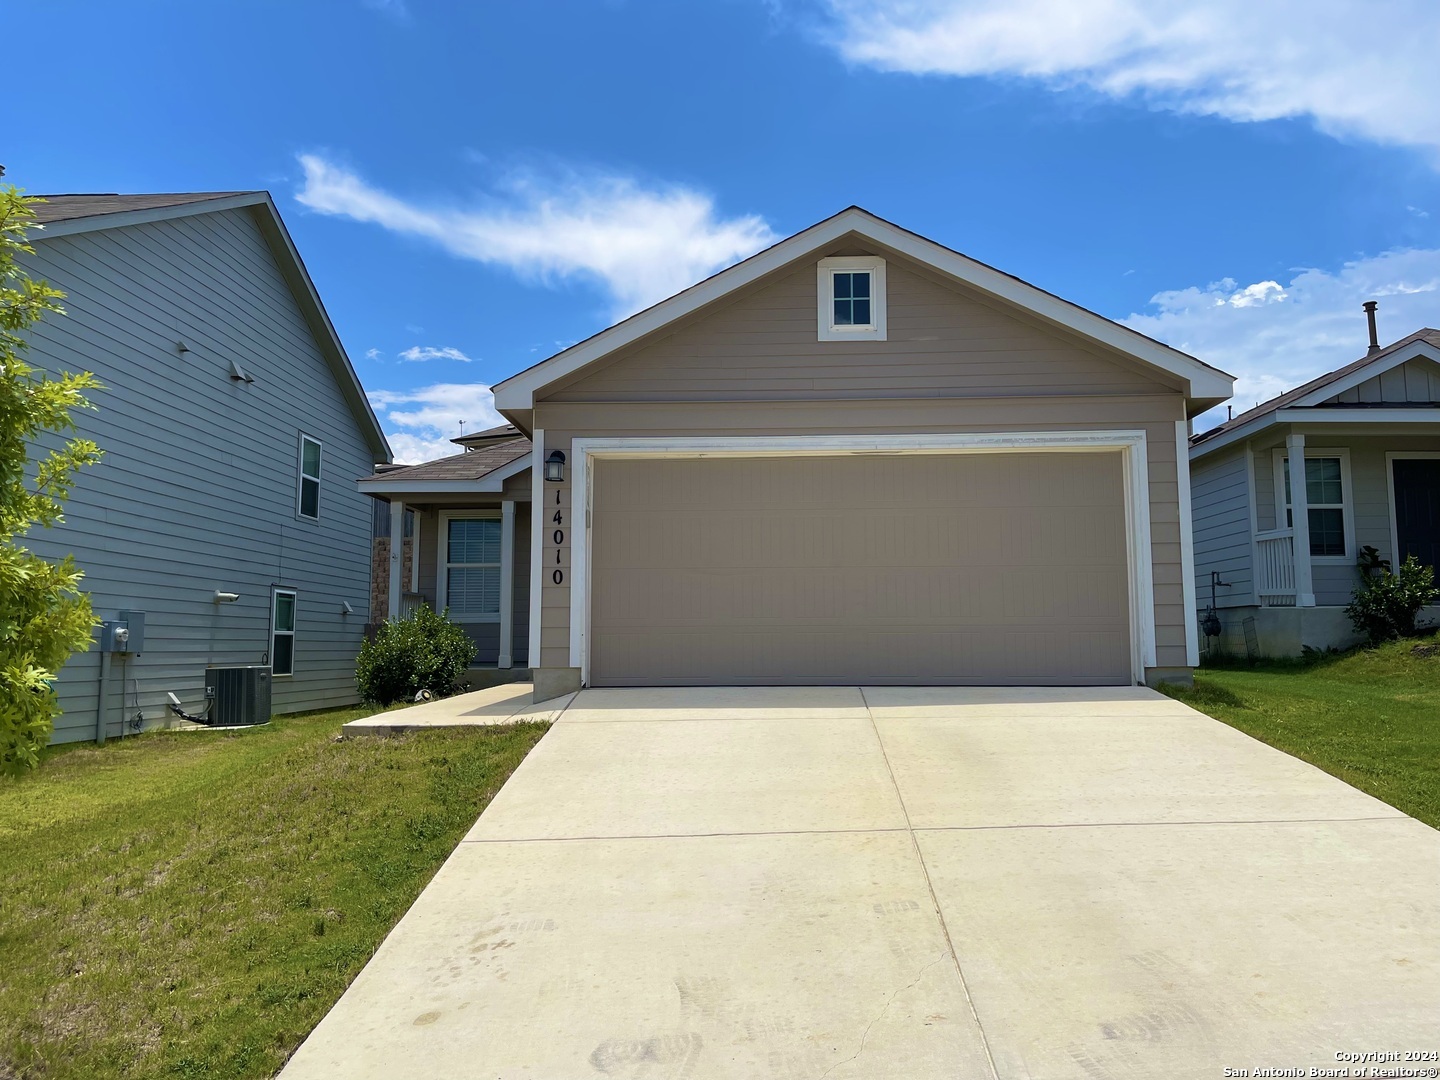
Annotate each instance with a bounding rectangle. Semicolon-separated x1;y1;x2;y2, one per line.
860;686;1003;1080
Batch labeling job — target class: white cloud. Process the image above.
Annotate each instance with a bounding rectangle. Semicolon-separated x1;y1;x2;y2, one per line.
820;0;1440;158
296;155;779;318
368;383;506;464
364;347;381;360
398;345;473;363
1119;247;1440;429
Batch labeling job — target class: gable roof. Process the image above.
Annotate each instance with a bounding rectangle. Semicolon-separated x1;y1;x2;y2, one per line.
1191;328;1440;458
358;437;532;495
28;191;392;462
492;206;1234;419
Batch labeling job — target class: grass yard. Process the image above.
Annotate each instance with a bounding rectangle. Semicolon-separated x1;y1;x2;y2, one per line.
0;705;548;1080
1164;638;1440;828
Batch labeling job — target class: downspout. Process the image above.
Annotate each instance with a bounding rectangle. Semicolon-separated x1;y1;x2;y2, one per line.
95;649;109;745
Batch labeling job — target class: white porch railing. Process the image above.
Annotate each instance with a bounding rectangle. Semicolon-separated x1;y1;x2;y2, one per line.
1254;529;1297;606
399;591;427;618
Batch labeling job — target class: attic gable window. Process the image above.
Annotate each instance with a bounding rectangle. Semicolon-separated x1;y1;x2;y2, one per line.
818;256;886;341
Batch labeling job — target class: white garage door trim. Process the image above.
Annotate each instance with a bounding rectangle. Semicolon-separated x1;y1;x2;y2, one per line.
569;431;1155;685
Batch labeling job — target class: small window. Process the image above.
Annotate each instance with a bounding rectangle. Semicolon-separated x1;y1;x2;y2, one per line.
817;256;886;341
271;589;297;677
297;435;322;520
444;517;501;619
1280;455;1349;558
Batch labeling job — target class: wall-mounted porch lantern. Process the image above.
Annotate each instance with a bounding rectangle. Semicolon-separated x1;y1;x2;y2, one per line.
544;450;566;483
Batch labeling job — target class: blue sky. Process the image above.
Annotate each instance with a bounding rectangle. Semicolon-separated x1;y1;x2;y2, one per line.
11;0;1440;459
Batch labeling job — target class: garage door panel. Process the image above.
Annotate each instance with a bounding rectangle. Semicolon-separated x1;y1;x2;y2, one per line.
596;507;1125;571
591;453;1131;685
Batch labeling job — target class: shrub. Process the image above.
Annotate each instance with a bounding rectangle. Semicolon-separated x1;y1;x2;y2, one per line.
1344;555;1440;645
355;605;477;705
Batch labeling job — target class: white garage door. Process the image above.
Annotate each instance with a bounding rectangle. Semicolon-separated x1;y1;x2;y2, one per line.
589;452;1132;685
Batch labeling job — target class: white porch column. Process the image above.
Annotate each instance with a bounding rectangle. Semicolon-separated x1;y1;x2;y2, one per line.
499;500;516;668
529;430;545;670
387;498;405;621
1286;434;1317;607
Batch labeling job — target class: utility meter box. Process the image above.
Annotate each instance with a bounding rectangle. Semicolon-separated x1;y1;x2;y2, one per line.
99;611;145;654
117;610;145;654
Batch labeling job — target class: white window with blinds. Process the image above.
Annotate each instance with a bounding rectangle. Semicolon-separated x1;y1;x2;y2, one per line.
438;512;502;621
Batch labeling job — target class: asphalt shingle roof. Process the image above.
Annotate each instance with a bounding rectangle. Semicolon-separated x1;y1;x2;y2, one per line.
359;437;531;484
29;193;257;224
1192;327;1440;446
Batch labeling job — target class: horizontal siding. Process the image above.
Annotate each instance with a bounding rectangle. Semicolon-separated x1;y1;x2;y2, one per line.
1190;448;1254;607
534;394;1188;674
20;208;379;742
552;251;1177;403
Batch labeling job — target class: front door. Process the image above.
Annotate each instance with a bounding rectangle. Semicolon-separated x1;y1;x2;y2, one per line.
1393;458;1440;570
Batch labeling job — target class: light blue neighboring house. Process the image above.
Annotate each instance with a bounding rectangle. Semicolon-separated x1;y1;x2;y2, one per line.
20;192;391;743
1189;320;1440;657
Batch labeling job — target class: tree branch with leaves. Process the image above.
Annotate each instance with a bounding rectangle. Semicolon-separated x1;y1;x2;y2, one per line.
1;186;104;773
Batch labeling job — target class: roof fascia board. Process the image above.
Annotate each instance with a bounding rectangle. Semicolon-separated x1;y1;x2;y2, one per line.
494;209;1232;410
1291;341;1440;407
29;192;269;240
357;479;507;495
494;213;861;409
247;197;392;463
1276;407;1440;425
1190;412;1279;459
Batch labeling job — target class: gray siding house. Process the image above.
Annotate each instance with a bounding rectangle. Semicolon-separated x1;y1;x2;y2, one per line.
1189;324;1440;656
21;192;391;743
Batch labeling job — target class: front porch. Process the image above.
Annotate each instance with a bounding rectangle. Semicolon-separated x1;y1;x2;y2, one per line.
359;427;535;669
1195;425;1440;657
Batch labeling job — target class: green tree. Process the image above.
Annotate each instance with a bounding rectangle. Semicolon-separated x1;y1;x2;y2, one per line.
1;186;104;773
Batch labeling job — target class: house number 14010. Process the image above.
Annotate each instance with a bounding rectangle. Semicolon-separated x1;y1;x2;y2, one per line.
552;489;564;584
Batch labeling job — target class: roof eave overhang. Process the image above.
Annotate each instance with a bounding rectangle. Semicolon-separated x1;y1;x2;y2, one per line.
493;207;1234;414
1191;339;1440;460
356;453;532;496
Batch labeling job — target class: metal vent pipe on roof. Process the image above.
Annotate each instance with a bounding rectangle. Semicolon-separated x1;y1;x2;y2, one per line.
1364;300;1380;354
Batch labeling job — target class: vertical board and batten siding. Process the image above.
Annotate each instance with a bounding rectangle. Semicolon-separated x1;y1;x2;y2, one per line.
1189;448;1255;607
21;208;380;742
1326;357;1440;404
531;247;1192;677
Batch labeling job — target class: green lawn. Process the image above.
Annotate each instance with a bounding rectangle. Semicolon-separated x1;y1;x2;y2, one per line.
0;705;548;1080
1164;638;1440;828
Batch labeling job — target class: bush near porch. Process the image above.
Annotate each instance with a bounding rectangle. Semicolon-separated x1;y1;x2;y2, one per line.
1164;639;1440;828
0;705;546;1080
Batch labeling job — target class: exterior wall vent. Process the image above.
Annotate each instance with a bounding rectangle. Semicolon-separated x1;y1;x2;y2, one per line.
204;665;273;727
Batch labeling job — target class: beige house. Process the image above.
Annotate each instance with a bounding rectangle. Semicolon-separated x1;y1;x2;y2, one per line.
486;208;1233;697
1189;326;1440;656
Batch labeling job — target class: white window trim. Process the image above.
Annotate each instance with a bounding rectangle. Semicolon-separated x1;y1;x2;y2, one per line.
566;431;1156;687
1385;451;1440;568
1271;447;1354;564
297;434;322;521
817;256;886;342
436;510;502;623
270;587;297;678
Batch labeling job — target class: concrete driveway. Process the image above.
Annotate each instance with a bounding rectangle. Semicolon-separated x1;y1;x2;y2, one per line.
281;687;1440;1080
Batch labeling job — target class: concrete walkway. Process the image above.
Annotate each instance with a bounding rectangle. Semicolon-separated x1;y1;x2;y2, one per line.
284;686;1440;1079
342;683;574;735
